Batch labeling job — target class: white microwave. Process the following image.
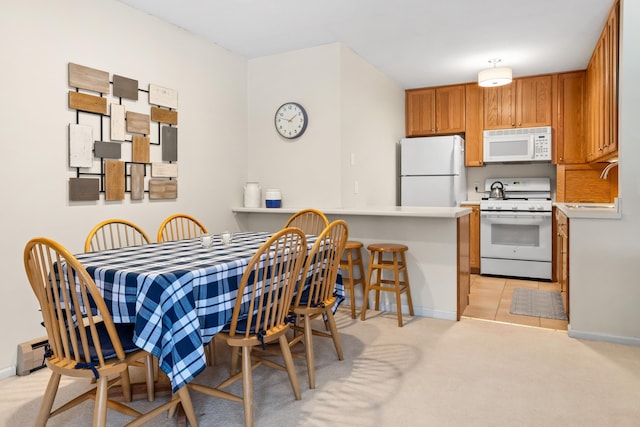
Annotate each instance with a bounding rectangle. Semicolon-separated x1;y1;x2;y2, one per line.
483;126;552;163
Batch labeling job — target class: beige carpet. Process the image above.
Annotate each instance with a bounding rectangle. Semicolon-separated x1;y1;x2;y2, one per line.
2;308;640;426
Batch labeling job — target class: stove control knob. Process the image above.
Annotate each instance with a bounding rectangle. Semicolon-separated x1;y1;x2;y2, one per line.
512;205;519;210
536;205;544;210
496;206;502;210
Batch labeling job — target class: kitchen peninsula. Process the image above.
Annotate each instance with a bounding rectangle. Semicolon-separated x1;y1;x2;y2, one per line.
232;206;472;320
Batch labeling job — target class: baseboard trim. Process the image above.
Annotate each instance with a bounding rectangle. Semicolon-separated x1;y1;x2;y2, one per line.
568;326;640;346
0;366;16;380
412;306;457;320
356;297;456;321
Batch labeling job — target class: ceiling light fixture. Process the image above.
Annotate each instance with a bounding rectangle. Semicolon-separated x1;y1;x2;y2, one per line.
478;58;512;87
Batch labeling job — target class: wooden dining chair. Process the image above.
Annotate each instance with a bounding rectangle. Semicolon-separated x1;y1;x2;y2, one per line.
23;237;198;427
84;219;155;402
84;219;151;253
284;208;329;236
157;213;208;243
288;219;349;389
188;227;308;427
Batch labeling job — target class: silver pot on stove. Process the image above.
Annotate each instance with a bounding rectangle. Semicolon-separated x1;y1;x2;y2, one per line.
489;181;505;199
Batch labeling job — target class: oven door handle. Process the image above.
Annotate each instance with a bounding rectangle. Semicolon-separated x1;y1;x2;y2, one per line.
481;212;551;221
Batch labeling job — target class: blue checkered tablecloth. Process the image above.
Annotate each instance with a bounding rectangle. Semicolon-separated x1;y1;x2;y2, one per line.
74;231;343;392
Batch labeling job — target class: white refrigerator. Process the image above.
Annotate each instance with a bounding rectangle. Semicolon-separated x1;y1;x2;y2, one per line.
400;135;466;207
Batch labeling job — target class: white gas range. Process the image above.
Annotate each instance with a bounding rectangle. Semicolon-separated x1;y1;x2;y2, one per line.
480;177;552;280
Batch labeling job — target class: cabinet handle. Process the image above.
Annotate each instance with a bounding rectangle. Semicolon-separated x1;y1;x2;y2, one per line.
518;122;522;126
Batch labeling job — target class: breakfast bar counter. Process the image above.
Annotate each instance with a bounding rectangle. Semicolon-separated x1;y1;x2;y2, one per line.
233;205;471;218
232;206;472;321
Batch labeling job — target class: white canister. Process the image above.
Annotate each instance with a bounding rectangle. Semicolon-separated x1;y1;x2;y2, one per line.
243;182;261;208
265;189;282;208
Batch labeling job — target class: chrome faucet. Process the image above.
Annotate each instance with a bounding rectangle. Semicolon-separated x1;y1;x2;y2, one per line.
600;158;619;179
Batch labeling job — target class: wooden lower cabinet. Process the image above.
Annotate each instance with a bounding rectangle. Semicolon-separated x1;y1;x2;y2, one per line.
555;209;570;318
457;214;471;320
461;204;480;274
556;163;618;203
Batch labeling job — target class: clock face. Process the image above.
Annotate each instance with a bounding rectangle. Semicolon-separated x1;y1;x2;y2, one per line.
274;102;308;139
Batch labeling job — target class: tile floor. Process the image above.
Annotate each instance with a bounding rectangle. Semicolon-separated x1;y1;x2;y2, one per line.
462;274;568;331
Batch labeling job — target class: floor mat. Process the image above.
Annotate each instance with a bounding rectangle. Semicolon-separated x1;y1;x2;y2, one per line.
510;288;567;321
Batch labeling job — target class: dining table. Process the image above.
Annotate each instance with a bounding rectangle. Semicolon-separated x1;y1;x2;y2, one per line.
74;231;344;393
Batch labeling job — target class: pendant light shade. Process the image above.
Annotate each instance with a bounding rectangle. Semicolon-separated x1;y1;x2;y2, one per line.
478;59;512;87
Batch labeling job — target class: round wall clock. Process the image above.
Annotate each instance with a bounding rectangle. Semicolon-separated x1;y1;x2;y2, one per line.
274;102;308;139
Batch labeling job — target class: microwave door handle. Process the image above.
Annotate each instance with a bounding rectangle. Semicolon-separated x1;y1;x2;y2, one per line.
528;135;535;160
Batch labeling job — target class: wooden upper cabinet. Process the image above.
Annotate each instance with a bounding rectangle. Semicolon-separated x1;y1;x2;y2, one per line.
406;88;435;136
516;75;552;127
435;85;466;134
406;85;465;136
483;75;552;130
483;83;515;129
464;83;484;167
586;0;619;162
553;71;586;164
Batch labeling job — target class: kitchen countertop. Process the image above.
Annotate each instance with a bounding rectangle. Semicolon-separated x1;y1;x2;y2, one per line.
232;206;472;219
460;199;622;219
554;198;622;219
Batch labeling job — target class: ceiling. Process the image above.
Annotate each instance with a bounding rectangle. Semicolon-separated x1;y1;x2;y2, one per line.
117;0;615;89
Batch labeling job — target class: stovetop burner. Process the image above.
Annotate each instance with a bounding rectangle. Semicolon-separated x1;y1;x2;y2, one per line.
481;177;552;212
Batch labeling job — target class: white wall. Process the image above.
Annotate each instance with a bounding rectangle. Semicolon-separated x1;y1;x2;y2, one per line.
339;45;406;207
247;43;405;209
568;0;640;344
465;163;557;201
0;0;248;375
247;44;343;208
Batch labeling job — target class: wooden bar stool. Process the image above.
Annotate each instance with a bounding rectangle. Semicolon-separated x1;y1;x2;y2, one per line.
339;240;366;319
361;243;414;327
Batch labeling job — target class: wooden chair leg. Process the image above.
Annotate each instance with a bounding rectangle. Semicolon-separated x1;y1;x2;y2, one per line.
93;376;109;427
279;334;301;399
230;346;240;375
119;367;133;403
144;354;155;402
325;308;344;360
205;339;216;367
303;314;315;389
176;385;198;427
241;346;254;427
36;372;61;427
